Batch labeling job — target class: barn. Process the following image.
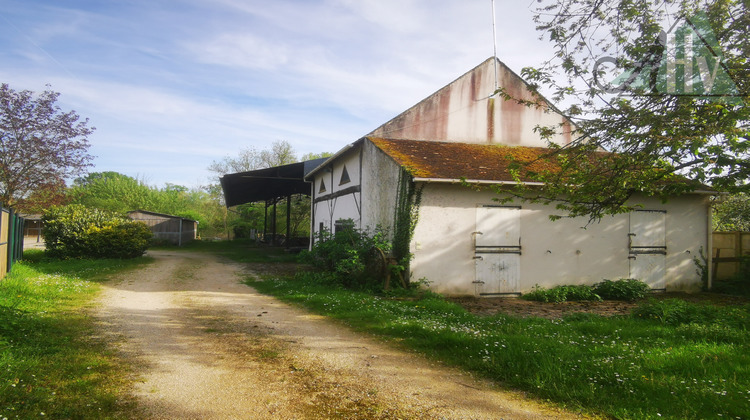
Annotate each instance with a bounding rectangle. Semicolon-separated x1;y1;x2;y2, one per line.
127;210;198;247
306;57;713;296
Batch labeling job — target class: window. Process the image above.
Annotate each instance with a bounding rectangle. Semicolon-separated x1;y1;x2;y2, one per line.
318;179;327;193
334;219;355;234
339;165;351;185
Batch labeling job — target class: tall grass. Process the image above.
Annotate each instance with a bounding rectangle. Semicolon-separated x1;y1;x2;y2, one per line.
248;271;750;420
0;250;151;419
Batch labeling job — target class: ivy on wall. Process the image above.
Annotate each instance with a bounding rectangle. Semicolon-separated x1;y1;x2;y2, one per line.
392;168;423;283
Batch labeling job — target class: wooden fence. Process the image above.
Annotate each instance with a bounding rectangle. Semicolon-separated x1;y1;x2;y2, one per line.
712;231;749;281
0;205;25;280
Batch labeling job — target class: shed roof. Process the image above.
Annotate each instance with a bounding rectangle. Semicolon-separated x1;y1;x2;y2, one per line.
220;158;328;207
368;137;558;183
127;210;198;223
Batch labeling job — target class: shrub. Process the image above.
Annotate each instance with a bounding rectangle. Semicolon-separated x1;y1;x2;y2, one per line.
43;204;153;259
300;221;391;290
593;278;651;301
521;284;602;303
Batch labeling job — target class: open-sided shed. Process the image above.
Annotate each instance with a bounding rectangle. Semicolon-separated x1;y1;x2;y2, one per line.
219;158;327;244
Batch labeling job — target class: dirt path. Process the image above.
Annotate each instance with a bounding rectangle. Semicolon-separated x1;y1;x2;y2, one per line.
96;250;588;419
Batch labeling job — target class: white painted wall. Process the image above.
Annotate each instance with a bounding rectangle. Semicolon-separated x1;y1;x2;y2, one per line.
411;183;710;296
311;147;363;236
360;140;402;236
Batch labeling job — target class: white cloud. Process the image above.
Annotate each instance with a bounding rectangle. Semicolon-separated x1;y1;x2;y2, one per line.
0;0;557;188
190;33;290;70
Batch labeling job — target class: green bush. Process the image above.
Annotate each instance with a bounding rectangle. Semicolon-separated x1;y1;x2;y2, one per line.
593;278;651;301
42;204;153;259
521;284;602;303
300;221;391;290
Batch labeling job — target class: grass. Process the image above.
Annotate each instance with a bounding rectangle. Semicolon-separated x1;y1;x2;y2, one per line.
0;249;152;419
176;238;299;263
7;241;745;419
245;270;750;420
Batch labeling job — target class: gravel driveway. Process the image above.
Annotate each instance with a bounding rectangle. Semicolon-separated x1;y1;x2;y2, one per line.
96;250;588;419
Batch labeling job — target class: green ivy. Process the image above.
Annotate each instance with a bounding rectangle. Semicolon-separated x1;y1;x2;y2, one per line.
392;169;423;284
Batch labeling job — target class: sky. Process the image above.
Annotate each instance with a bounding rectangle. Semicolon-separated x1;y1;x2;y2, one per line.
0;0;555;189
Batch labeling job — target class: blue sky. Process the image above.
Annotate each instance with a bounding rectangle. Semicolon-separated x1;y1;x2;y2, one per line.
0;0;553;188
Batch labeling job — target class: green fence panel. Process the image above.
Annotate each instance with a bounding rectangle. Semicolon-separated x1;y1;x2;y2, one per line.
0;204;24;279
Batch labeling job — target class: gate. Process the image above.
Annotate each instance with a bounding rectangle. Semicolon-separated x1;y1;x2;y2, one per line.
0;205;25;280
473;205;521;295
628;210;667;290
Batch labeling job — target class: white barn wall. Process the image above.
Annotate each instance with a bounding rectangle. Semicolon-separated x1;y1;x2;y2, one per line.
369;58;573;147
411;183;709;296
311;148;363;234
360;141;402;235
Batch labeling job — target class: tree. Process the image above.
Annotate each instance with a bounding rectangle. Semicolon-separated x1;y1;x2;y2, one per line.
301;151;333;161
259;140;297;167
0;84;94;206
504;1;748;220
14;176;69;213
208;140;300;180
713;193;750;231
70;172;154;213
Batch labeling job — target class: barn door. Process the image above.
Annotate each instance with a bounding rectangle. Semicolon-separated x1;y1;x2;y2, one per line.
628;210;667;290
474;206;521;295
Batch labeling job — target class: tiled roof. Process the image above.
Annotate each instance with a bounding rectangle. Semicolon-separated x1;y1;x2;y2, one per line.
368;137;559;182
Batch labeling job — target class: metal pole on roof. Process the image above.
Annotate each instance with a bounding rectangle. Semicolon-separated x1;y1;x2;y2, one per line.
491;0;499;93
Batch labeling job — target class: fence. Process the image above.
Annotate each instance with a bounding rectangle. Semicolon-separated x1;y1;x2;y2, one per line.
712;231;749;281
0;205;25;280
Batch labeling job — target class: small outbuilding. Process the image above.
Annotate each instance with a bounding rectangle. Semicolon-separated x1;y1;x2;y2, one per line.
305;57;713;296
20;214;43;243
127;210;198;246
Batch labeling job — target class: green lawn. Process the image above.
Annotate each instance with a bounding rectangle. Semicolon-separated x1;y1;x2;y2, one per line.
248;270;750;420
0;250;152;419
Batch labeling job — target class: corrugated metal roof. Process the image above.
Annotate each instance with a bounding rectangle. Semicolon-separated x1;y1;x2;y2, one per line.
220;158;329;207
368;137;558;182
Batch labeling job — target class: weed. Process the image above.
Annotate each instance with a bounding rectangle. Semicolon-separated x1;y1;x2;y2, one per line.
593;279;651;301
522;279;650;303
300;223;393;291
521;284;602;303
632;298;750;328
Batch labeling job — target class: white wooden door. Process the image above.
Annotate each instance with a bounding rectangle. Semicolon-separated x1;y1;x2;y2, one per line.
475;254;520;295
629;210;667;290
474;206;521;295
